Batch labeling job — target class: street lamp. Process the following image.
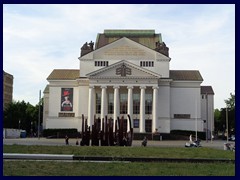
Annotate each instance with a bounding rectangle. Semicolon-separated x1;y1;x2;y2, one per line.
38;90;41;140
226;106;229;143
206;92;208;143
31;121;33;137
18;120;21;130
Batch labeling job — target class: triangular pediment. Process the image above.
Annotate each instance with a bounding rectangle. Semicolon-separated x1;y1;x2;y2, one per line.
80;37;170;61
86;60;161;79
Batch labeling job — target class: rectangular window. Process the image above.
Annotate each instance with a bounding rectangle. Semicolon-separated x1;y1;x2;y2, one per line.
108;93;114;114
96;93;101;114
145;93;152;114
97;61;100;66
133;93;140;114
95;61;97;66
133;119;139;128
106;61;109;66
140;61;142;67
143;61;145;67
120;93;128;114
152;62;154;67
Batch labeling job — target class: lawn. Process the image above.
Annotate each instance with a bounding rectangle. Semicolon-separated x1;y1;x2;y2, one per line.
3;145;235;159
3;145;235;176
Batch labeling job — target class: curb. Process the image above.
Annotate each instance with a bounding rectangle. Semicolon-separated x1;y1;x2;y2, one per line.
3;153;235;163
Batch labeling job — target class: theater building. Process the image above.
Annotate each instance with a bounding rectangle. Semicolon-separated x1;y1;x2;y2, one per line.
43;30;214;134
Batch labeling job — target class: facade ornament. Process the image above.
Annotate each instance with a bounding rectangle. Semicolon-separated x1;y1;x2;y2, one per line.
116;63;132;76
81;40;95;56
155;41;169;57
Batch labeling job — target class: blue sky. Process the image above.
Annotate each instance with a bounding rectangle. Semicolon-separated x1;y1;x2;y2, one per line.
3;4;235;109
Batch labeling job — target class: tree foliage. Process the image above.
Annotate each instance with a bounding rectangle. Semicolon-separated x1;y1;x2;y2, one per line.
214;92;235;135
3;99;43;136
224;93;235;110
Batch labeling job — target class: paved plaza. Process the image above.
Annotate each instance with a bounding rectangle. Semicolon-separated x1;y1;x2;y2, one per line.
3;138;231;150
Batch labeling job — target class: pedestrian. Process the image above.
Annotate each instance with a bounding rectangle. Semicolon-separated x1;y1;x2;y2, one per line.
76;137;79;145
189;134;192;143
65;135;69;145
122;136;127;146
142;136;147;147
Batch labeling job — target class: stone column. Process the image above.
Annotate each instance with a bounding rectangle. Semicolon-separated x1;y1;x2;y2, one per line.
152;86;159;132
127;86;133;132
88;85;95;126
113;86;120;131
101;86;107;130
140;86;146;133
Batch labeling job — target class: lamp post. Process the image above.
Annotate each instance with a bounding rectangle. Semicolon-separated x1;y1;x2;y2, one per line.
38;90;41;140
31;121;33;137
206;92;208;143
195;92;198;141
226;106;229;143
18;120;21;130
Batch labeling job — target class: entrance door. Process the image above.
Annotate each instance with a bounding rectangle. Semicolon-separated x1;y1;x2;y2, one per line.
145;119;152;132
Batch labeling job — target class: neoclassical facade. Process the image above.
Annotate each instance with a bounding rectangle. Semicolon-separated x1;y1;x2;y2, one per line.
43;30;214;134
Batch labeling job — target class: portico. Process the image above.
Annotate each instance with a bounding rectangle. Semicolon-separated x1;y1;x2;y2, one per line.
87;83;159;133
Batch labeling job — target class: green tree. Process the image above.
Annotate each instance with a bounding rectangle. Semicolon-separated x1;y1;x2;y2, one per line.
214;92;235;137
225;93;235;110
3;99;43;136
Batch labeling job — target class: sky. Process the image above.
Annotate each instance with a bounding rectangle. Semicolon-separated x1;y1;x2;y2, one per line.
3;4;235;109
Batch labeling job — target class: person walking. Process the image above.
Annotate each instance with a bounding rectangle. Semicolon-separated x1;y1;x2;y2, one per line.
65;135;69;145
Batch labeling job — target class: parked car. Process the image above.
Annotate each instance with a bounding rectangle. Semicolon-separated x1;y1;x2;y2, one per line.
228;135;235;141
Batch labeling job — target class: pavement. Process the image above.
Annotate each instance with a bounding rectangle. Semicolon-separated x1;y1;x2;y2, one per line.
3;138;233;150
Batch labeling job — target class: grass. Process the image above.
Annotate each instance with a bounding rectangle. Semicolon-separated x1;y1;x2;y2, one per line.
3;145;235;176
3;160;235;176
3;145;235;159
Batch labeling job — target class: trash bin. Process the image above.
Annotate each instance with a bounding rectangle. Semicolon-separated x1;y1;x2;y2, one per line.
20;130;27;138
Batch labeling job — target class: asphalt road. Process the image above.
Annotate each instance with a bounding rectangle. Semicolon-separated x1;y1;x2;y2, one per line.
3;138;232;150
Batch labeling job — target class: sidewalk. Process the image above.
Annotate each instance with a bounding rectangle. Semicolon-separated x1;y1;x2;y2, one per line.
3;138;229;150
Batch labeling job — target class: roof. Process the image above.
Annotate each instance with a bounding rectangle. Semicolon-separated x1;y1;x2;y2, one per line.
43;85;49;93
46;69;203;81
47;69;79;80
95;29;162;50
104;30;155;37
201;86;214;95
170;70;203;81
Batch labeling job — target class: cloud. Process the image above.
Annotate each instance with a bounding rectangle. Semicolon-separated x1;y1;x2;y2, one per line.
3;4;235;108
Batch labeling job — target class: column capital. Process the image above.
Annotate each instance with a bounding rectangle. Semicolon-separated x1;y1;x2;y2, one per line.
89;85;95;89
127;86;134;89
113;85;120;89
152;86;159;90
140;86;146;90
100;85;107;89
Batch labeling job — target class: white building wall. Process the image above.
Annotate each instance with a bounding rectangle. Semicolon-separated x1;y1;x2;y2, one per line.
158;84;171;133
48;87;61;117
46;118;80;130
43;93;49;130
78;85;89;119
79;37;170;78
170;85;202;131
46;85;82;131
201;94;214;137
